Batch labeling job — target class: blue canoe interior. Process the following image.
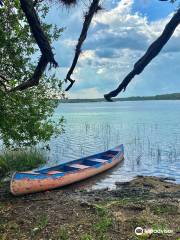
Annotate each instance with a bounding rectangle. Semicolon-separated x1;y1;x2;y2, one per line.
35;144;124;174
14;144;124;179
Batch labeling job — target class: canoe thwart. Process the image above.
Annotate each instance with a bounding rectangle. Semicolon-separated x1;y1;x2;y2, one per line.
47;171;63;175
69;164;90;169
88;158;108;163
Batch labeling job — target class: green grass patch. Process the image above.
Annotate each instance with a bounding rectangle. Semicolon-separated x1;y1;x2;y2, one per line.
94;204;108;217
31;214;49;237
94;216;113;233
0;148;47;179
36;214;49;230
150;203;178;215
0;221;20;236
103;197;145;209
80;234;94;240
0;158;8;179
92;203;113;240
57;227;69;240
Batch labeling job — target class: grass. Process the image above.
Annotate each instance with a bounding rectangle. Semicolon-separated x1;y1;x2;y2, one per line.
80;234;94;240
150;203;178;215
94;204;108;217
57;227;69;240
0;221;21;239
31;214;49;237
0;148;47;179
93;204;113;240
36;214;49;230
105;197;145;208
94;216;112;240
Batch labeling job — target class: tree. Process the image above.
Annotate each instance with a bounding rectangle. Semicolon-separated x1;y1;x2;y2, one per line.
0;0;102;92
0;0;64;148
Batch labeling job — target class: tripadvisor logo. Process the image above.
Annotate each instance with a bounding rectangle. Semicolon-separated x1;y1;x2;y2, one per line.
135;226;173;236
135;227;144;236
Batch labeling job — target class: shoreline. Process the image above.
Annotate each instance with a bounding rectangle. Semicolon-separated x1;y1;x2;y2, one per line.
59;93;180;103
0;176;180;239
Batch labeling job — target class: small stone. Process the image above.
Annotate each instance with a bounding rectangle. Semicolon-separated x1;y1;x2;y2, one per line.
94;197;101;201
32;227;39;232
80;201;89;207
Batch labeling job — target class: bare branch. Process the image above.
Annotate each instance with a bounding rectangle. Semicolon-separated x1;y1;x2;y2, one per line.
104;8;180;101
65;0;100;91
8;0;58;92
20;0;57;67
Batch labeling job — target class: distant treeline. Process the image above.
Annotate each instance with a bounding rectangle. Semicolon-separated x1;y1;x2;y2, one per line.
60;93;180;103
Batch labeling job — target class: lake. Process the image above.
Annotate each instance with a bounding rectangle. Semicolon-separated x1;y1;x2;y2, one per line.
49;100;180;189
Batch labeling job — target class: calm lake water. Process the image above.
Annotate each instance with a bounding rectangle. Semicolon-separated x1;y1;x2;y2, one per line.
49;100;180;189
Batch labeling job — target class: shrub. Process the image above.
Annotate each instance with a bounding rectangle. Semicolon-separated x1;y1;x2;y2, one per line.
0;149;47;179
0;157;8;179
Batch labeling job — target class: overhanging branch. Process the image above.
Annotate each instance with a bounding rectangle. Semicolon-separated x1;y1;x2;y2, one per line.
65;0;101;91
104;8;180;101
11;55;48;91
20;0;57;66
9;0;58;92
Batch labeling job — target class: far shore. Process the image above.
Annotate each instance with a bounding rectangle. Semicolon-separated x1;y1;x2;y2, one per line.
60;92;180;103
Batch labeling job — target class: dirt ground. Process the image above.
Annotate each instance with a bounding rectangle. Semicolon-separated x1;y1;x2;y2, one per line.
0;176;180;240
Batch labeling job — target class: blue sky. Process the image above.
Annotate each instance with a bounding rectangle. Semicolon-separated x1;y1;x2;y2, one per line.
47;0;180;98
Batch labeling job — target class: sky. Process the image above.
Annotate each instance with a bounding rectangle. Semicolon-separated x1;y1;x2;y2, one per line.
47;0;180;99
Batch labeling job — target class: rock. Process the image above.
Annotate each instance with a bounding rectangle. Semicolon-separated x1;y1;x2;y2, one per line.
94;196;102;201
115;181;130;187
80;201;90;207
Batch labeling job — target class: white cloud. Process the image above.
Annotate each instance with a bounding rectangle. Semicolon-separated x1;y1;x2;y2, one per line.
91;0;180;52
80;50;96;61
93;0;133;25
68;87;102;99
92;0;150;47
63;39;76;47
54;0;180;98
97;68;106;74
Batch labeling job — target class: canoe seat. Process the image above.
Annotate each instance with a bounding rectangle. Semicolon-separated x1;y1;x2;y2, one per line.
69;164;90;169
89;158;108;163
21;171;39;174
47;171;63;175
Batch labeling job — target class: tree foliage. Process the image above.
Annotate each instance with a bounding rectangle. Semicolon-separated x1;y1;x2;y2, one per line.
0;0;64;148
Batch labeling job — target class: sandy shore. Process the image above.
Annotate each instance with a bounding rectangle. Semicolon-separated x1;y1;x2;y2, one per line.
0;176;180;240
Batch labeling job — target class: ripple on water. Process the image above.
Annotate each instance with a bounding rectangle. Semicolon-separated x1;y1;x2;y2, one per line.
48;101;180;189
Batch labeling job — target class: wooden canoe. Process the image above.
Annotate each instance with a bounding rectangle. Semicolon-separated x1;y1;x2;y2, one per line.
10;144;124;195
